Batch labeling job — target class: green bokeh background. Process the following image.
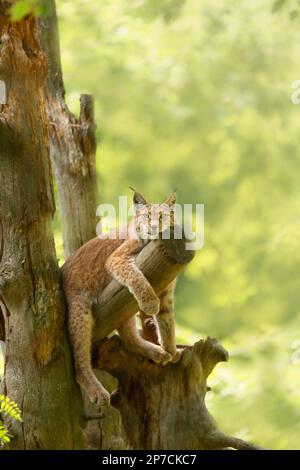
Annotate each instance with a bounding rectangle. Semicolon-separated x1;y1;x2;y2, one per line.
2;0;300;449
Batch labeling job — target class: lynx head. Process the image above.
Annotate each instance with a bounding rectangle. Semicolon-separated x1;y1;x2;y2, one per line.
130;188;177;240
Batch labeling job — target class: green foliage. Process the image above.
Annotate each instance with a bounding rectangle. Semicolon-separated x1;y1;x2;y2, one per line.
0;395;22;447
128;0;186;23
9;0;49;21
0;422;11;445
272;0;288;13
55;0;300;448
272;0;300;21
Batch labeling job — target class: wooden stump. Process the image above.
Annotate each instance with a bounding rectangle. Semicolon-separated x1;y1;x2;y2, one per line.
93;335;261;450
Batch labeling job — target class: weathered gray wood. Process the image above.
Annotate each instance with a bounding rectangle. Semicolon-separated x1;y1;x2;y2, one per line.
38;0;98;259
0;9;84;449
38;0;124;449
94;335;261;450
93;234;195;341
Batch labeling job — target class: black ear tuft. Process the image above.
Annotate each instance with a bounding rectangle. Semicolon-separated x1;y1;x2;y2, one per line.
129;187;148;206
164;191;177;207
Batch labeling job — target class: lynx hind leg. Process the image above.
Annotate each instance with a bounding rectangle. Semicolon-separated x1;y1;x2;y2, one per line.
68;299;110;407
156;281;181;363
118;316;171;365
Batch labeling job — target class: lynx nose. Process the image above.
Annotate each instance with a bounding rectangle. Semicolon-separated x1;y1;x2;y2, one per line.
151;224;158;234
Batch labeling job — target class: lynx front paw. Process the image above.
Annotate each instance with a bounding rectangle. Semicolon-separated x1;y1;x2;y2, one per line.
147;345;172;365
169;348;182;363
85;381;110;408
139;292;160;316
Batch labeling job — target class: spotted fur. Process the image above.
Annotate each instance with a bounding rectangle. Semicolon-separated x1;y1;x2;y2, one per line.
62;191;180;406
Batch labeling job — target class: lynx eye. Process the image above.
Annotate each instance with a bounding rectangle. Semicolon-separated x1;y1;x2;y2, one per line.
160;213;170;222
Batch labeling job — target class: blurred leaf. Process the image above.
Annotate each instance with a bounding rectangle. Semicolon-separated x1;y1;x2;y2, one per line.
129;0;186;22
290;9;299;19
271;0;288;13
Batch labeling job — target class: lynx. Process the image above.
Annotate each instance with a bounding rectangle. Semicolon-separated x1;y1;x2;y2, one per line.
62;190;180;407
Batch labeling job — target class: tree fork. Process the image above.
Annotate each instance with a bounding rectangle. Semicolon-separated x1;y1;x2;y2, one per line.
93;335;262;450
38;0;124;449
38;0;98;259
90;235;262;450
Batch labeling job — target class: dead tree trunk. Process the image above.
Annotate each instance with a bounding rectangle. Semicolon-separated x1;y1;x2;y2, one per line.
89;233;260;450
94;336;261;450
37;0;123;449
0;7;84;449
38;0;98;259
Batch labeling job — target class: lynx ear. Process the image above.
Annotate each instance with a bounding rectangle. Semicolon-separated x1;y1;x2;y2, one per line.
164;191;177;207
129;187;148;206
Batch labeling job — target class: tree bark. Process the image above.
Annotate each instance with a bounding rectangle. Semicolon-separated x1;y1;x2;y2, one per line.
94;336;261;450
37;0;124;449
0;7;84;449
38;0;98;259
0;307;4;342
